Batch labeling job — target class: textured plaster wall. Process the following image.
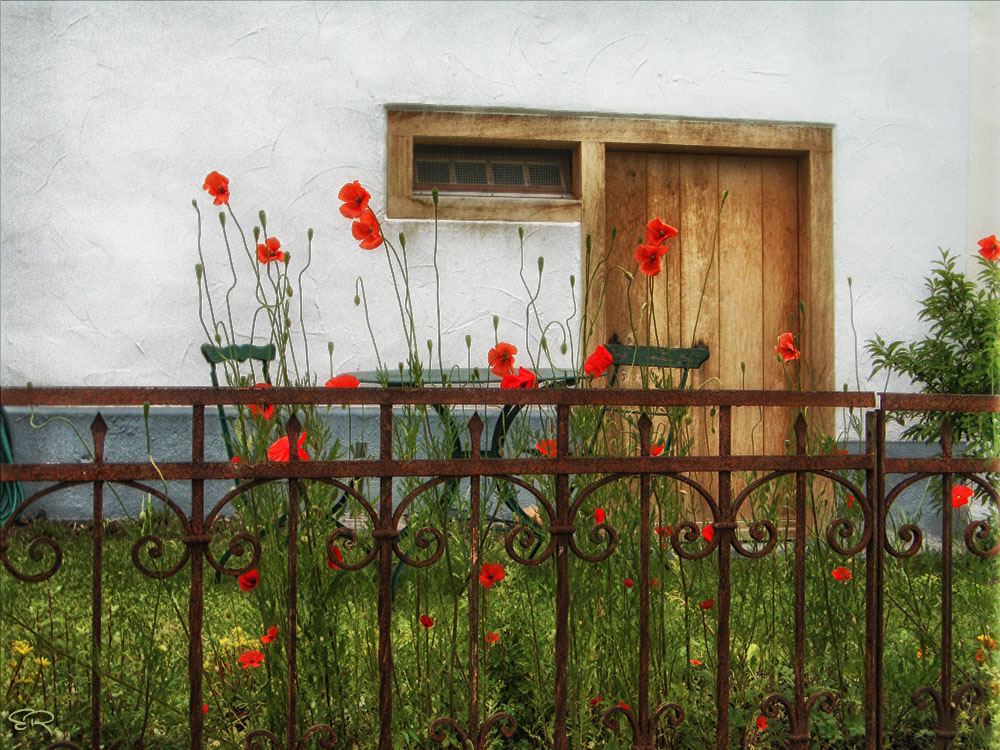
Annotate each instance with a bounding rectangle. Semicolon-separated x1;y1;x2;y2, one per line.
0;0;979;392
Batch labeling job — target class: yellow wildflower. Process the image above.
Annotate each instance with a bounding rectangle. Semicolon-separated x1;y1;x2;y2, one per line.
977;634;995;650
34;656;51;667
12;640;33;656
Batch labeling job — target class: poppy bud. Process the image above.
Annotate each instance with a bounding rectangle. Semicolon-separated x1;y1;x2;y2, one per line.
519;227;524;240
493;316;499;332
283;252;291;263
286;285;293;296
399;233;406;249
610;227;617;241
354;295;361;306
560;343;567;355
307;228;313;241
195;264;203;280
465;335;472;349
537;256;544;274
623;271;634;281
284;316;292;328
569;275;575;288
215;333;222;344
218;212;226;226
541;336;548;351
741;361;746;374
191;199;198;208
328;342;334;355
259;210;267;228
253;226;260;241
431;187;439;207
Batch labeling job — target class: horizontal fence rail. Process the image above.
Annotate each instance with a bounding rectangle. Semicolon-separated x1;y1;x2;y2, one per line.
0;387;997;749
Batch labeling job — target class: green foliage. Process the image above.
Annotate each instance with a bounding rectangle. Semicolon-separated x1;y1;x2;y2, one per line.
866;250;999;458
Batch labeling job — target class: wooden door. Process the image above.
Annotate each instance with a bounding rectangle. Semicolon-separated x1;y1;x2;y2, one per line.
599;150;801;466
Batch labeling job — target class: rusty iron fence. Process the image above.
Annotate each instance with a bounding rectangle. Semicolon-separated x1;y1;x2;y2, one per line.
0;386;997;749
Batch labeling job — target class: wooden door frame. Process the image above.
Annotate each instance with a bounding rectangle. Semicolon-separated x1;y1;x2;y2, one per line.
386;106;834;388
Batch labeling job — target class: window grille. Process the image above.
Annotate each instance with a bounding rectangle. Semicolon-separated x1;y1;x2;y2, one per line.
413;144;574;198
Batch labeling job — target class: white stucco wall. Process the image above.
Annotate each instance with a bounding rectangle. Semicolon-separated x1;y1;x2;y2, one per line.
0;1;984;391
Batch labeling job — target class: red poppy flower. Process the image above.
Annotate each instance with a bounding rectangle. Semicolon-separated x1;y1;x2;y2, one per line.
485;632;499;643
202;171;230;206
651;577;661;589
479;563;506;589
589;695;603;707
634;243;668;277
594;508;606;524
500;367;536;389
488;342;518;376
237;649;265;669
952;485;973;508
260;625;278;644
698;599;715;610
831;566;852;582
689;659;702;666
248;383;275;420
846;495;855;508
256;237;286;264
618;701;631;710
535;439;557;457
975;649;986;662
756;715;768;730
583;345;613;378
203;703;209;715
624;578;634;588
238;569;259;591
338;181;371;219
774;332;800;362
645;218;678;246
325;374;360;388
655;525;673;537
327;545;343;570
650;443;664;456
978;235;999;262
230;456;242;463
352;208;384;250
419;614;434;628
702;525;714;543
267;431;310;462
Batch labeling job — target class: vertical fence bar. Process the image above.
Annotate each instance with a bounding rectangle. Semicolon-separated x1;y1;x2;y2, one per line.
468;414;483;738
637;414;652;746
286;416;301;750
378;403;394;750
188;404;206;750
90;414;107;749
864;409;885;750
715;405;732;750
553;403;570;750
937;421;955;750
791;413;808;749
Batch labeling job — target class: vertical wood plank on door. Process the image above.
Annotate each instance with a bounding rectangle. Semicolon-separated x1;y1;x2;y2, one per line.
678;154;720;507
718;156;764;462
647;153;683;353
604;151;648;387
646;153;683;455
761;157;800;462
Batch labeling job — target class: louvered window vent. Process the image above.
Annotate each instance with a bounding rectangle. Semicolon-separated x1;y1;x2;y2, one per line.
413;144;573;198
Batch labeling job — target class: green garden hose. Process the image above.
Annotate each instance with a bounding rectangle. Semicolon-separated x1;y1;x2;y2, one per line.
1;406;25;524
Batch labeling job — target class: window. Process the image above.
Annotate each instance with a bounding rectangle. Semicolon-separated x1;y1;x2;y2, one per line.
413;144;573;198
